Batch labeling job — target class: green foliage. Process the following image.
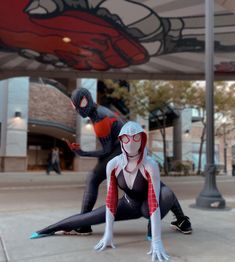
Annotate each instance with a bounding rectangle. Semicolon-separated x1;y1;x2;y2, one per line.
104;80;198;118
104;79;235;175
104;80;235;118
104;80;235;138
171;160;192;175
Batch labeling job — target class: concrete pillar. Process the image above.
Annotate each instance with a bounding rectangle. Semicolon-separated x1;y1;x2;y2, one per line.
181;108;192;161
0;77;29;171
173;114;182;161
73;78;98;171
173;108;192;162
136;114;149;146
66;78;76;96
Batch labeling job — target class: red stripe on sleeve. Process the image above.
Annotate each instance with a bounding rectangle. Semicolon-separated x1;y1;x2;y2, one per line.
106;168;118;216
145;169;159;216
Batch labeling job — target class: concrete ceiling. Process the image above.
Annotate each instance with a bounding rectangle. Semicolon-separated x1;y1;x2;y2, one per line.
0;0;235;80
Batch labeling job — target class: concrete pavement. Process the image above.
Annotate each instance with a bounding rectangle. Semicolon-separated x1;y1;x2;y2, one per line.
0;172;235;262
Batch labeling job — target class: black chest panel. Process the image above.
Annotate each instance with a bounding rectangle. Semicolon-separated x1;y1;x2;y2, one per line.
117;170;148;201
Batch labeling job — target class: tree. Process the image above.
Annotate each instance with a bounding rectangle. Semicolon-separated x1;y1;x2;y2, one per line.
104;80;235;175
185;81;235;174
215;82;235;134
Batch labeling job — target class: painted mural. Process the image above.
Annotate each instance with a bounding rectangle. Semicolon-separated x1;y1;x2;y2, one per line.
0;0;235;72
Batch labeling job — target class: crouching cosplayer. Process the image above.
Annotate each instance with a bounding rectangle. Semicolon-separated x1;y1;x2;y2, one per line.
94;121;170;261
31;121;180;261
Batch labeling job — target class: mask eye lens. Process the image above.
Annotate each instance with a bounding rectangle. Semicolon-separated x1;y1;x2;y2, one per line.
133;134;141;142
80;96;88;108
120;135;129;144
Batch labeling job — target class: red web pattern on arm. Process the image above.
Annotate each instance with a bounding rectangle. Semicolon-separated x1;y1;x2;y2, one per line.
106;168;118;216
145;169;159;216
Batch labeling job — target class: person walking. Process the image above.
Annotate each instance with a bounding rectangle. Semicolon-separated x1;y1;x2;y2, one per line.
46;147;61;175
232;156;235;176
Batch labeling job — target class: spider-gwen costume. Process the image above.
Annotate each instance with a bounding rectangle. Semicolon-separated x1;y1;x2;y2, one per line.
67;88;191;236
30;122;190;260
95;121;170;261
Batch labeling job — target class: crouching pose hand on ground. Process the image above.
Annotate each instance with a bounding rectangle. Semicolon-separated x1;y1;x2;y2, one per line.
94;121;170;261
31;122;190;260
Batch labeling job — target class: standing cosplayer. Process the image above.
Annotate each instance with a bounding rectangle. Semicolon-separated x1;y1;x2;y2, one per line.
67;88;192;236
68;87;124;235
30;122;189;262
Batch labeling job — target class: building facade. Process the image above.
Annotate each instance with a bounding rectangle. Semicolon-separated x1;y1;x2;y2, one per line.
0;77;235;175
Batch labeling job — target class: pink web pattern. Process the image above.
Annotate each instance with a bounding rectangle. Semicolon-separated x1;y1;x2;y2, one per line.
106;169;118;215
145;170;158;216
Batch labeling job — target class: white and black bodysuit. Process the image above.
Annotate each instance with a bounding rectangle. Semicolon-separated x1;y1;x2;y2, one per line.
33;121;172;260
34;172;181;234
35;122;182;235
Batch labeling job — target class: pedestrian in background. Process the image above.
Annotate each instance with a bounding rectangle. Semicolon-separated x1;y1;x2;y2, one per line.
232;156;235;176
46;147;61;175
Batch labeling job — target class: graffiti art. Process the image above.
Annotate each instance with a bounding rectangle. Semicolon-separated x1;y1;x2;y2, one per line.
0;0;235;73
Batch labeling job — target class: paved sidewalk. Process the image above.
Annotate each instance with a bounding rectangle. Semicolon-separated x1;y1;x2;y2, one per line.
0;171;88;188
0;172;235;262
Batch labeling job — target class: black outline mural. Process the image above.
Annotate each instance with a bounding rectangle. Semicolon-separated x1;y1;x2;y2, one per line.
0;0;235;71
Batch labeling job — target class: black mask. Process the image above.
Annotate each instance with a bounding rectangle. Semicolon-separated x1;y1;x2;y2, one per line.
71;88;95;118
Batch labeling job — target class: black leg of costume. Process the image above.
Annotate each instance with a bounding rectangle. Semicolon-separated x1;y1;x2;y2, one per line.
80;168;105;214
80;146;121;214
146;182;185;236
160;182;185;219
140;182;183;220
37;190;177;236
37;206;106;235
37;196;147;235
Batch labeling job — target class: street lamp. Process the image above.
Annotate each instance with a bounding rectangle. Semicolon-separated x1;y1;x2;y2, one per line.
195;0;225;209
223;122;227;175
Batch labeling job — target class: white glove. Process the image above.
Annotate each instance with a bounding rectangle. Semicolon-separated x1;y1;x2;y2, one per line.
147;239;170;262
94;231;115;251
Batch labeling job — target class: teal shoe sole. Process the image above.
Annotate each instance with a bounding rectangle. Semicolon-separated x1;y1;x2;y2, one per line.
146;235;152;241
30;232;53;239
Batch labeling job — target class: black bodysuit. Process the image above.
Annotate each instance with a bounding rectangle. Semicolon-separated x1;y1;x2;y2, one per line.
36;171;182;236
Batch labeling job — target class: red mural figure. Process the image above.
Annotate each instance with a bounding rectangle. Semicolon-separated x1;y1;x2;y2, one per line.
0;1;148;70
0;1;235;71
